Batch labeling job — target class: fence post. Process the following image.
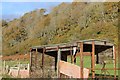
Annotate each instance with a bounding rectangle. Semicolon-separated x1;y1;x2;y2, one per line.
17;61;20;77
113;45;116;79
27;63;30;77
80;42;83;78
70;47;73;63
57;46;61;78
42;47;45;77
3;60;6;74
30;48;32;71
28;64;30;71
92;41;95;78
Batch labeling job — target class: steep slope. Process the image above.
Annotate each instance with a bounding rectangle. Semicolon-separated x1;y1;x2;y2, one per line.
2;2;118;56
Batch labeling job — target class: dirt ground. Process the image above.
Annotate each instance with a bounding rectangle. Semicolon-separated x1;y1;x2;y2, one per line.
1;54;30;61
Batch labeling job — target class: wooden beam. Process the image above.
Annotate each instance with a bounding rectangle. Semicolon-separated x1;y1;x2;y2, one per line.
91;41;95;78
88;68;120;70
80;42;83;78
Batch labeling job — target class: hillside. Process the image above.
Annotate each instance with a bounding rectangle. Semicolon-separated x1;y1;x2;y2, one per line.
2;2;118;56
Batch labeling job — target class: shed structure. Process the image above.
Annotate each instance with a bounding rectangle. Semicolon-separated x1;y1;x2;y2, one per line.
29;39;117;79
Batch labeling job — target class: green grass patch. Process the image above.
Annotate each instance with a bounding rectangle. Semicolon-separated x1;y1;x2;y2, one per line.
2;60;29;67
67;56;118;76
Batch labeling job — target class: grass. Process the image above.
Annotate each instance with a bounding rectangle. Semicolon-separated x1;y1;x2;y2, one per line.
67;56;119;76
2;60;29;67
2;74;12;78
2;56;119;78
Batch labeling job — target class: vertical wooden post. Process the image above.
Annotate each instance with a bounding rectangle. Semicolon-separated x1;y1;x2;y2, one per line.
18;61;20;77
29;48;32;78
42;47;45;68
35;48;38;68
3;60;5;74
92;41;95;78
30;48;32;71
73;47;77;64
57;46;61;78
80;42;83;78
28;64;30;71
113;46;116;79
42;47;45;77
74;56;76;64
70;47;73;63
28;63;30;77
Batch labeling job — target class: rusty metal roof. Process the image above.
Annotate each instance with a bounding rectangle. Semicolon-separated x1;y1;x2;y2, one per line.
31;39;114;50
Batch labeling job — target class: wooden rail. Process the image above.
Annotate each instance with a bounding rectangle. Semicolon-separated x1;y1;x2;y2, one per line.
87;68;120;70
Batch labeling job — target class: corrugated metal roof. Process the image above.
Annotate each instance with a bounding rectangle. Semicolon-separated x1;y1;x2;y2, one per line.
31;39;114;50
